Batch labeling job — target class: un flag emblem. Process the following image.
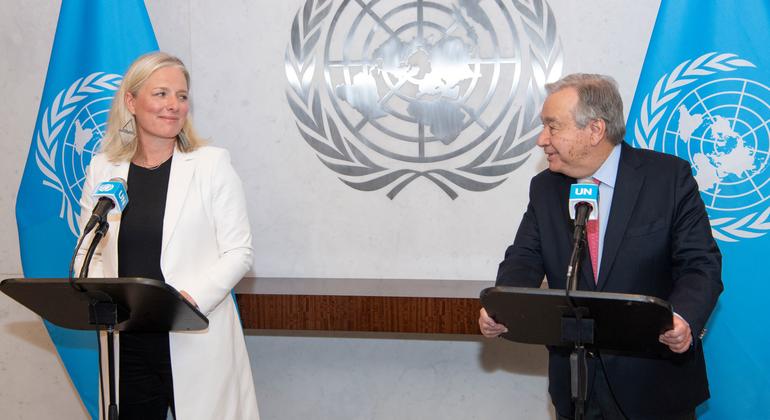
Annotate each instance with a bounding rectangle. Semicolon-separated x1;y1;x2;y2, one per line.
34;72;121;235
632;53;770;242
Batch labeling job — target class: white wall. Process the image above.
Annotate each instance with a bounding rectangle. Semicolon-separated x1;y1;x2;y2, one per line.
0;1;660;419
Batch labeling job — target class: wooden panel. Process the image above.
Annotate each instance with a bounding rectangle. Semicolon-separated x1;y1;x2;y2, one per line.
236;294;482;335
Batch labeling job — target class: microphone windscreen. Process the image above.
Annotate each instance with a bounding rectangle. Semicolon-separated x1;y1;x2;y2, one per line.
92;177;128;213
568;181;598;220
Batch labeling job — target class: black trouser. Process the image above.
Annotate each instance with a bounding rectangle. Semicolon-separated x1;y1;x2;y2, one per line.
118;332;175;420
558;361;696;420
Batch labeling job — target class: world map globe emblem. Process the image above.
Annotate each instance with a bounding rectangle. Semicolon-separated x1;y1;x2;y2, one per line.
286;0;562;198
663;78;770;213
324;0;523;163
61;96;112;207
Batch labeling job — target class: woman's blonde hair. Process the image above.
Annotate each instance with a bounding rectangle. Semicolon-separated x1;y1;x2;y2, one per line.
101;51;204;162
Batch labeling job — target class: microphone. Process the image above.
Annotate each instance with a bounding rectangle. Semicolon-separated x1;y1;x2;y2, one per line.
568;180;599;228
565;179;599;291
82;177;128;235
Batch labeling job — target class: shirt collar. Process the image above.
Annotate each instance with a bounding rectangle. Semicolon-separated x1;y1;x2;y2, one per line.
591;143;621;188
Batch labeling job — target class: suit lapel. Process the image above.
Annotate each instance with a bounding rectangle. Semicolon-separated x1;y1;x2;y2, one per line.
558;176;574;244
596;143;644;290
162;148;196;255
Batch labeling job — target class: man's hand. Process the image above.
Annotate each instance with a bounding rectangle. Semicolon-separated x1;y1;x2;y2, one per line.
479;308;508;338
659;314;692;353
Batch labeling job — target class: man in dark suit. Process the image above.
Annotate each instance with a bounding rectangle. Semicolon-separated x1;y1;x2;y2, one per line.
479;74;722;420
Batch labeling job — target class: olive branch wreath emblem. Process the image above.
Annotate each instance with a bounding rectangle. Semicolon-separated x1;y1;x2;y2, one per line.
285;0;562;199
631;52;770;242
35;72;122;235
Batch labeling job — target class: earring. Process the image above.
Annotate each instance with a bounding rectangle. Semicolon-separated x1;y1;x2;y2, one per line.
119;118;135;135
118;118;136;145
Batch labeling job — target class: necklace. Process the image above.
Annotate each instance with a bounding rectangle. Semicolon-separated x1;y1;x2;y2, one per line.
133;155;171;170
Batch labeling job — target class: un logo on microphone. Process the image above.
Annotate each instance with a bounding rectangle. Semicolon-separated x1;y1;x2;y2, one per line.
97;183;116;193
631;53;770;242
34;73;122;235
285;0;563;199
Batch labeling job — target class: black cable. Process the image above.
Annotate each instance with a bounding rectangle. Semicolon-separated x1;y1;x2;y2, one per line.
71;222;111;418
79;222;108;279
68;232;87;292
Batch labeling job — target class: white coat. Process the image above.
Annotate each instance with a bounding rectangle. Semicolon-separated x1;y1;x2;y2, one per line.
77;145;259;420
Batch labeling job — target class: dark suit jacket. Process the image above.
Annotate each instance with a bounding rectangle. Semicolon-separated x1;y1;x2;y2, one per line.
496;142;723;419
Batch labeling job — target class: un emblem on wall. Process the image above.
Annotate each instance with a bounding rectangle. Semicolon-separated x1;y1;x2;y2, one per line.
285;0;562;198
35;72;121;234
631;52;770;242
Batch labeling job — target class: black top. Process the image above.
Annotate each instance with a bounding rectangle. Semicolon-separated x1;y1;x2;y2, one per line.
118;157;172;282
117;157;173;372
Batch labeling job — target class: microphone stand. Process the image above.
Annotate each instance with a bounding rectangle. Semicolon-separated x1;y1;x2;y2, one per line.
563;204;592;420
77;220;120;420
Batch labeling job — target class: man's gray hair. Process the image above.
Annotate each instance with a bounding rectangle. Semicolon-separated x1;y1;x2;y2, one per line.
545;73;626;145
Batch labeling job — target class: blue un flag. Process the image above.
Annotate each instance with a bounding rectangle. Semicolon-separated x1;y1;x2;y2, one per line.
15;1;157;417
627;1;770;418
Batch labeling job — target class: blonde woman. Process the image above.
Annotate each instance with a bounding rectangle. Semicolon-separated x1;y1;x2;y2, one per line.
77;52;259;419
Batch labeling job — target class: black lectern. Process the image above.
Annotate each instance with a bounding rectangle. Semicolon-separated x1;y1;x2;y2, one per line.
0;277;208;420
480;286;673;419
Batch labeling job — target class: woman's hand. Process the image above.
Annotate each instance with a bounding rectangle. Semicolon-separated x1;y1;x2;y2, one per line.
179;290;198;308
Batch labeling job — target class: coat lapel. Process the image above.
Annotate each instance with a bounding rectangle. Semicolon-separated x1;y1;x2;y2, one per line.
596;143;644;290
101;160;129;277
162;148;196;255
